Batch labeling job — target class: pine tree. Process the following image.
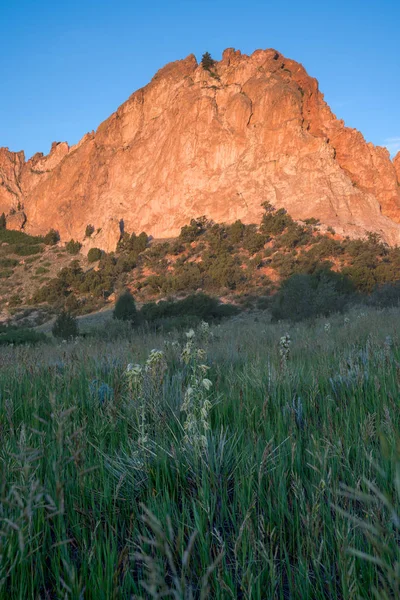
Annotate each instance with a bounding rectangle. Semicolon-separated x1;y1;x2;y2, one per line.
201;52;216;71
0;213;6;229
52;310;78;340
113;290;137;323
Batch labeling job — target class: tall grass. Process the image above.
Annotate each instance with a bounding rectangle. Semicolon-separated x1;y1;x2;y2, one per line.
0;306;400;598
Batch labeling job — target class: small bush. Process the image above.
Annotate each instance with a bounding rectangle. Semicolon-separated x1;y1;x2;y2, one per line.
66;239;82;255
117;232;148;254
43;229;60;245
0;269;13;278
113;290;137;323
271;270;355;322
87;247;102;263
179;217;211;243
0;213;6;229
369;281;400;309
13;245;43;256
141;293;239;323
0;327;47;346
85;224;95;238
0;258;18;268
8;294;22;307
52;311;78;340
0;229;42;245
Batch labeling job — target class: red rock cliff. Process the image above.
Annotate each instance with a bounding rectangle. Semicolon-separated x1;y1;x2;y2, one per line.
1;48;400;250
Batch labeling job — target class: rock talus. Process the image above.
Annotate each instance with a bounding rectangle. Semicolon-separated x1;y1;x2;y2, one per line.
1;48;400;249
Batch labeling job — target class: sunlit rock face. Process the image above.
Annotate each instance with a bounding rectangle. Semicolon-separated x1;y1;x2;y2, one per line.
1;48;400;250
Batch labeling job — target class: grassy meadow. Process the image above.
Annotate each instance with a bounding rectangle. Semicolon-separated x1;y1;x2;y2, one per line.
1;307;400;598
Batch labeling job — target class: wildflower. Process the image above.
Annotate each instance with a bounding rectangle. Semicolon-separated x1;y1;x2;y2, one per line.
181;340;194;365
198;320;213;343
344;317;350;325
202;378;212;391
126;363;142;375
324;322;331;333
199;321;209;334
279;333;291;371
145;349;167;384
186;329;195;339
180;330;213;452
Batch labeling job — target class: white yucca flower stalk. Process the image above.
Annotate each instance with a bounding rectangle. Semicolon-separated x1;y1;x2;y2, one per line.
145;349;167;385
197;320;213;344
279;333;291;372
124;350;167;448
125;363;143;392
180;328;213;453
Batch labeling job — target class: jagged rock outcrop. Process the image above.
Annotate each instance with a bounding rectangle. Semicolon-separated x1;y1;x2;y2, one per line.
1;48;400;249
6;210;26;230
394;152;400;187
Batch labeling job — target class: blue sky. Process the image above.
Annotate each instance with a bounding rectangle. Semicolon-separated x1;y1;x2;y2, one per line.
0;0;399;159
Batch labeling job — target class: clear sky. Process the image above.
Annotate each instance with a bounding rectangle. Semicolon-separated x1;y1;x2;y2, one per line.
1;0;399;159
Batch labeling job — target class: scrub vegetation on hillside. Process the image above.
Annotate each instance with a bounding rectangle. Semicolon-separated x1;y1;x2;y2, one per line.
2;203;400;323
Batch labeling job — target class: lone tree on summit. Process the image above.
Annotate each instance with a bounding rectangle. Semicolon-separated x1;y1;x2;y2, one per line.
201;52;216;70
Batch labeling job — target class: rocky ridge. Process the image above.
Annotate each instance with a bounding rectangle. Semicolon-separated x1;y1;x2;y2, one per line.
1;48;400;250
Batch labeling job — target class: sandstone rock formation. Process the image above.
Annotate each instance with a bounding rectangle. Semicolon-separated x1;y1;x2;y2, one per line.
1;48;400;250
394;152;400;186
5;210;26;231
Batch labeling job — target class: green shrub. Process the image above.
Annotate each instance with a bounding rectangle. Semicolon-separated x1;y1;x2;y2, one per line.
342;265;377;293
115;252;137;273
117;232;148;254
369;281;400;309
31;278;69;305
113;290;137;323
0;269;13;278
226;220;245;244
64;294;80;313
66;239;82;255
0;327;47;346
271;270;356;322
242;227;265;254
87;247;102;262
43;229;60;245
275;223;312;249
260;205;294;236
52;311;78;340
179;217;211;243
13;245;43;256
169;241;185;255
141;293;239;323
0;229;42;245
0;258;19;268
8;294;22;307
85;224;95;238
0;213;6;229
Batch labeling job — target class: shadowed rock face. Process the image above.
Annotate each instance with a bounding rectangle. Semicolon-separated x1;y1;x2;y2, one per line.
1;48;400;250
